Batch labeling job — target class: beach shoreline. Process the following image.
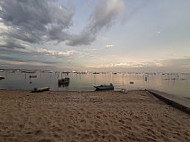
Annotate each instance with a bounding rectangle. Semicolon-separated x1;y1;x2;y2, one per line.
0;90;190;142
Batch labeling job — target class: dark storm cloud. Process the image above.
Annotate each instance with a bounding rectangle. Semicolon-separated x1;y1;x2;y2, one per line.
0;0;73;43
67;0;125;46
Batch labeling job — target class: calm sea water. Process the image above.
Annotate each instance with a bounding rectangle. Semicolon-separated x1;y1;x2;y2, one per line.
0;70;190;97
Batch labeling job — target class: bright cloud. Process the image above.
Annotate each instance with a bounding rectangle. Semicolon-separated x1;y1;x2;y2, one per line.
104;45;114;48
36;48;75;56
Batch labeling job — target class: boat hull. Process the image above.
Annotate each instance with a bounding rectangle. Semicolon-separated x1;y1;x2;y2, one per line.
58;78;70;86
94;85;114;91
31;87;50;93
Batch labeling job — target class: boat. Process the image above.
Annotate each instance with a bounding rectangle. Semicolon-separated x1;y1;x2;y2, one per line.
129;81;134;84
62;72;70;75
94;83;114;91
29;75;37;78
93;72;100;74
31;87;50;93
58;77;70;85
21;70;36;73
0;76;5;80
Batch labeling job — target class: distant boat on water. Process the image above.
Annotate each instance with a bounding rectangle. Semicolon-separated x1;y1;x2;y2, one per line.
40;70;53;73
62;72;70;75
130;81;134;84
93;72;100;74
94;83;114;91
0;76;5;80
29;75;37;78
58;77;70;86
180;78;187;80
21;70;36;73
31;87;50;93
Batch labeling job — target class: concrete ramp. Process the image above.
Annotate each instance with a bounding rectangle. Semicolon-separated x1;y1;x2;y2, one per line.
146;89;190;115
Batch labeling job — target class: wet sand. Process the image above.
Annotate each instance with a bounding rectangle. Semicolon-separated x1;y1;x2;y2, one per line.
0;90;190;142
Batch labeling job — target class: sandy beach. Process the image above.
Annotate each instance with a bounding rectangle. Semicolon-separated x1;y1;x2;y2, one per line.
0;90;190;142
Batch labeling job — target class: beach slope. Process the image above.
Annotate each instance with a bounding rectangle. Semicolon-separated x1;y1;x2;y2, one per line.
0;90;190;142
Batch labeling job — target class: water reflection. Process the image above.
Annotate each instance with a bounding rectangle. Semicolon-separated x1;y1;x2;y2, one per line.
0;70;189;97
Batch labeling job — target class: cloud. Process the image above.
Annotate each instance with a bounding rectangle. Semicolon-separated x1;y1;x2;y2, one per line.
66;31;96;46
160;58;190;68
88;0;124;33
0;38;75;66
0;38;26;49
0;0;126;70
97;36;109;41
36;48;75;56
121;0;151;24
85;57;190;72
0;55;57;64
0;37;38;54
0;0;124;47
104;44;114;48
0;22;8;30
67;0;124;46
0;0;73;43
0;36;75;57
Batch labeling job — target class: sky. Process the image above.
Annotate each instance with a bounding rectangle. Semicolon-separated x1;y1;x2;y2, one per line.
0;0;190;72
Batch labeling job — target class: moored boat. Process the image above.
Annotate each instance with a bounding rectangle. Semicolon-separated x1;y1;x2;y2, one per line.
93;72;100;74
94;83;114;91
0;76;5;80
129;81;134;84
29;75;37;78
31;87;50;93
58;77;70;85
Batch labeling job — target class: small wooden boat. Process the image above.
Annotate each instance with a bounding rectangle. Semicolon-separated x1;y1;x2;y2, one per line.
31;87;50;93
94;83;114;91
58;77;70;85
